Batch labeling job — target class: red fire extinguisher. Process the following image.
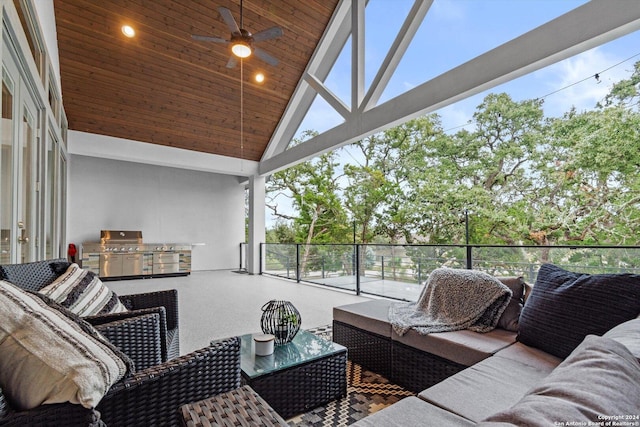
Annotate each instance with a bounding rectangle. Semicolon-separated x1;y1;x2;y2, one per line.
68;243;77;263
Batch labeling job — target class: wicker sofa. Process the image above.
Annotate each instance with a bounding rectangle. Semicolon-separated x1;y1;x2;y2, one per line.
0;259;244;426
0;259;179;369
0;336;241;427
334;264;640;426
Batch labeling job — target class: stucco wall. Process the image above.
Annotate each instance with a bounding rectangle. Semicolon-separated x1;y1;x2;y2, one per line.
67;154;245;271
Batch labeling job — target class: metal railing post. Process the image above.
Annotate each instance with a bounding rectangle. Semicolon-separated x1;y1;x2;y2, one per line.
296;244;301;283
322;257;325;278
466;245;473;269
355;244;361;295
259;243;263;274
381;255;385;280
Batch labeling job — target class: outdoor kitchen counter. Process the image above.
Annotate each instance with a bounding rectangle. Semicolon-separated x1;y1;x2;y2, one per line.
81;243;191;280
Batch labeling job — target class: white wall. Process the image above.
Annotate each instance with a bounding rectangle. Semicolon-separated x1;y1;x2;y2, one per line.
68;154;245;271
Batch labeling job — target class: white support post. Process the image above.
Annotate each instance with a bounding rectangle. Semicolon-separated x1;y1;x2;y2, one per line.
247;174;265;274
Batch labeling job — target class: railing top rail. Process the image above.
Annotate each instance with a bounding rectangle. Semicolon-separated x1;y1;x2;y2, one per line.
261;242;640;250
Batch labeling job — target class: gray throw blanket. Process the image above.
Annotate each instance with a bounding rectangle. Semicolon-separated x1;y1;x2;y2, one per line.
389;267;512;336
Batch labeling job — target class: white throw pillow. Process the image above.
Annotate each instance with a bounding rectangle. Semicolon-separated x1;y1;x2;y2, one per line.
0;280;129;410
39;263;127;316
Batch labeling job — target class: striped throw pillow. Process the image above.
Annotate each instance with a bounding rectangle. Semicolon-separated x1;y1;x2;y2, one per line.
39;263;128;316
0;279;130;410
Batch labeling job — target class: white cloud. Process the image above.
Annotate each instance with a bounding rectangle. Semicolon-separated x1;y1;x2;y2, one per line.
534;47;631;116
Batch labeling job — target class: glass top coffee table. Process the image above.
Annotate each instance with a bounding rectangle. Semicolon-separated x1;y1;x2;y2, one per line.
239;329;347;419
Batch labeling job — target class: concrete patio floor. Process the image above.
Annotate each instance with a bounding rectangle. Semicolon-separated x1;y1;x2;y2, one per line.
106;270;371;355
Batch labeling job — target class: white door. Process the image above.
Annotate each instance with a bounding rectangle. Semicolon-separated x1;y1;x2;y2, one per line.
2;42;40;263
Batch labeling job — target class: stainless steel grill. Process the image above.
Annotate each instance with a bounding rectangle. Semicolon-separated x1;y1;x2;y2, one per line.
82;230;191;278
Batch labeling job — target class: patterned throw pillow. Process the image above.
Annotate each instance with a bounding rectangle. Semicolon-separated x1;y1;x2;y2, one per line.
0;280;130;410
518;263;640;359
39;263;127;316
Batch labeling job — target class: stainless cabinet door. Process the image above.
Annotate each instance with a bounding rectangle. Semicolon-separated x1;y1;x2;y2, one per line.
122;253;143;276
100;253;123;277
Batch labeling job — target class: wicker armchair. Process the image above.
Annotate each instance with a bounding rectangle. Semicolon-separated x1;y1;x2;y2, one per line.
0;259;179;369
0;336;241;427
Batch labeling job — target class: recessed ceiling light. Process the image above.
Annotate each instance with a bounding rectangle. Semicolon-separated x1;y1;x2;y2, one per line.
255;72;265;84
122;25;135;38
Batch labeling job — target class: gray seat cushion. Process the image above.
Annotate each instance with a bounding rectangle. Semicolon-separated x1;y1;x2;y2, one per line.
603;318;640;360
479;335;640;427
351;396;474;427
392;328;517;366
418;355;551;422
333;299;393;338
493;342;562;372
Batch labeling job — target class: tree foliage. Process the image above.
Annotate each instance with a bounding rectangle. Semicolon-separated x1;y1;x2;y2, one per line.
266;62;640;251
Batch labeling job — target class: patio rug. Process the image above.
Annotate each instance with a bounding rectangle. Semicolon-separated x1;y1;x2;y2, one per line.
287;325;413;426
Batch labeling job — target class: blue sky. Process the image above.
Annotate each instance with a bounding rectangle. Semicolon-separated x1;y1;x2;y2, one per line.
267;0;640;226
295;0;640;137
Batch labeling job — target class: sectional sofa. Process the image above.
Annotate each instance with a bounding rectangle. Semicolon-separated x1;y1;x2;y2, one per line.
333;264;640;426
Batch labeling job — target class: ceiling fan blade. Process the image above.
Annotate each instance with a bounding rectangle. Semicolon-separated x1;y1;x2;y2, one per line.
254;47;279;66
218;7;240;34
226;56;238;69
252;26;284;42
191;34;228;43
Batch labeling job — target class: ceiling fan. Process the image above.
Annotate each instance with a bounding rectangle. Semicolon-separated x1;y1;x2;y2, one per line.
191;0;284;69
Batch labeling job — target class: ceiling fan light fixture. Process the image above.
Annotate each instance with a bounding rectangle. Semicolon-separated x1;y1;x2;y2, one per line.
231;41;251;58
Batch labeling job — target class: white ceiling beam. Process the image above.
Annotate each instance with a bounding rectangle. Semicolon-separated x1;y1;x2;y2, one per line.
361;0;433;112
303;72;350;119
352;0;365;110
260;0;640;176
260;0;354;160
68;131;258;178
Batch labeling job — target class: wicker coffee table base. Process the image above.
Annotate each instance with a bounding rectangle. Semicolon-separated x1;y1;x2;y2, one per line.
242;351;347;419
179;385;288;427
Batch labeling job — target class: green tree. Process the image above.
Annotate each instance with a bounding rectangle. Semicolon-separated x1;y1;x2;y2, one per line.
266;131;350;273
407;93;545;247
344;116;441;244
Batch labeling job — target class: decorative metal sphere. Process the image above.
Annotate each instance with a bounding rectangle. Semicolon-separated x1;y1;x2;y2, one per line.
260;300;301;345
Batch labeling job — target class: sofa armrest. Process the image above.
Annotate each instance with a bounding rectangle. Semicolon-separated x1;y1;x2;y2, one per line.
98;336;241;427
85;306;170;362
0;259;67;292
120;289;179;332
94;313;163;372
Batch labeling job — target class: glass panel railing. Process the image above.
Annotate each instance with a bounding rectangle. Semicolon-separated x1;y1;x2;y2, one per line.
260;243;640;302
263;243;298;280
298;244;357;293
472;245;640;284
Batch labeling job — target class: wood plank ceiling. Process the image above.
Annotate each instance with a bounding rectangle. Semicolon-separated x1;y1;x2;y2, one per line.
54;0;339;162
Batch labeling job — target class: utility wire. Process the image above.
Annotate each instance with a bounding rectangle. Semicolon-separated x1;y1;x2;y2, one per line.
441;51;640;134
537;51;640;101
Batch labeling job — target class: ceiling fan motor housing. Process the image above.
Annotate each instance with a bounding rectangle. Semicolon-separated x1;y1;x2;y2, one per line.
231;28;254;43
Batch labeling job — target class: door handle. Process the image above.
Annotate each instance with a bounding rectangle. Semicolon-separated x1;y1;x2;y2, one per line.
17;228;29;244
